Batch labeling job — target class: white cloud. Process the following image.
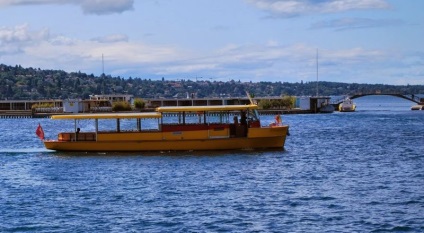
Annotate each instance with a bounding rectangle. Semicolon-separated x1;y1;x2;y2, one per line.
0;0;134;15
0;24;49;54
133;43;397;83
5;30;181;74
91;34;129;43
80;0;133;15
311;17;404;31
1;24;422;85
245;0;390;17
49;35;77;46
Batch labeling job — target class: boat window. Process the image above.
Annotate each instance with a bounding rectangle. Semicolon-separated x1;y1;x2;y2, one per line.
161;112;205;125
96;118;160;132
97;119;118;132
162;112;184;124
185;112;205;124
160;110;254;125
249;109;260;121
75;119;96;132
140;118;160;131
206;111;230;124
120;118;137;131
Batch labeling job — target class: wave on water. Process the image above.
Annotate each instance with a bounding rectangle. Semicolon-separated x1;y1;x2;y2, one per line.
0;148;54;154
0;96;423;232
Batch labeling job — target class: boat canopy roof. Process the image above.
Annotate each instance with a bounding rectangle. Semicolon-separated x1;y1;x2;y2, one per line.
156;104;258;113
50;105;258;119
51;112;161;120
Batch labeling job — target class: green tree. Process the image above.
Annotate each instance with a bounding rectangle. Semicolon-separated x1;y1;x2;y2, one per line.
281;96;295;109
112;101;132;111
258;99;272;109
74;78;81;92
134;98;146;110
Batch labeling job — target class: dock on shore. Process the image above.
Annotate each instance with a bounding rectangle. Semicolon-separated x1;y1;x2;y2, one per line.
0;110;52;119
0;109;312;119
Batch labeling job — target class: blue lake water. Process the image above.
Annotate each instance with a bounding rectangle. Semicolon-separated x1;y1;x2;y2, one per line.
1;95;423;232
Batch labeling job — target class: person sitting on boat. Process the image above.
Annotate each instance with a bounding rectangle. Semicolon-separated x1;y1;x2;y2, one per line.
275;115;282;126
269;115;282;127
75;128;80;141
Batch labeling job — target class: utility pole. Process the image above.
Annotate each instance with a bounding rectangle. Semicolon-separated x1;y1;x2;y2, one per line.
102;54;105;76
316;49;319;97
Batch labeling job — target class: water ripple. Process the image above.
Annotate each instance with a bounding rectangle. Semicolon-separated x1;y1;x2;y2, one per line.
1;102;424;232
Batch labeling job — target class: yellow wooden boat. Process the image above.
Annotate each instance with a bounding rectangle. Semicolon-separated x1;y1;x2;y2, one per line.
43;104;289;152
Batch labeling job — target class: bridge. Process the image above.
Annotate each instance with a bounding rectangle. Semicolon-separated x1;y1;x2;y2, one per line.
332;93;423;105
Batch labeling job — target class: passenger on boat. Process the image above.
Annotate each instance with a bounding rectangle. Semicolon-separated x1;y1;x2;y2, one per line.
233;116;239;126
269;115;282;127
73;128;80;141
230;116;238;137
240;111;247;126
275;115;282;126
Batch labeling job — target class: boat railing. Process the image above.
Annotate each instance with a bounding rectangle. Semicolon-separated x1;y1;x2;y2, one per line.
58;132;96;142
34;107;63;113
161;123;232;130
105;129;160;133
161;123;209;132
90;106;112;112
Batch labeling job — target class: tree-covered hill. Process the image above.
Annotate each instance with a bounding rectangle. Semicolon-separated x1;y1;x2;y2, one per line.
1;64;423;100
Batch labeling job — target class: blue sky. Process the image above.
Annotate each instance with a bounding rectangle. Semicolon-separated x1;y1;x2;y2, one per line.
0;0;423;85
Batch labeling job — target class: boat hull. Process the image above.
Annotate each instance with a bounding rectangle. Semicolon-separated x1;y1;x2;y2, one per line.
44;126;289;152
411;105;424;110
339;107;356;112
339;104;356;112
339;99;356;112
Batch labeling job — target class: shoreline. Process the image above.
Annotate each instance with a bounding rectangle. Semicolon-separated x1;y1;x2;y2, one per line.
0;109;314;119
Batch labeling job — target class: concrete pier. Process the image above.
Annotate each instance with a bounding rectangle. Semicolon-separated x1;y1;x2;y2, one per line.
0;110;51;119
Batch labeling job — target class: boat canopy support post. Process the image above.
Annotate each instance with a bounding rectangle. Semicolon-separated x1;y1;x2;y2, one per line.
95;119;98;141
74;119;77;141
183;112;186;125
116;118;120;132
137;118;141;131
158;117;161;131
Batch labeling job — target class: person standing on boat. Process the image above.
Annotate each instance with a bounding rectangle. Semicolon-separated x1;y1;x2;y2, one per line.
239;111;248;137
240;111;247;126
